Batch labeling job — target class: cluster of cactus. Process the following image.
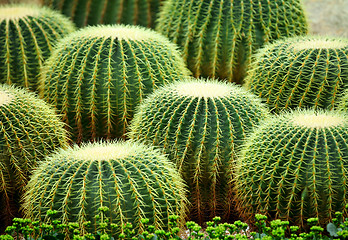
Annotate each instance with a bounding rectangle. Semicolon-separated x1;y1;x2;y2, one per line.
22;141;187;235
156;0;308;84
130;78;269;224
234;110;348;227
40;24;189;143
0;84;67;231
42;0;162;28
245;37;348;112
0;4;75;92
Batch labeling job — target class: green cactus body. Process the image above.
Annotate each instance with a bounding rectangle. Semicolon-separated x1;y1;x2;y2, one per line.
23;141;187;235
0;5;75;92
129;78;269;223
235;110;348;227
156;0;308;84
42;0;162;28
0;84;67;230
40;25;189;143
245;37;348;112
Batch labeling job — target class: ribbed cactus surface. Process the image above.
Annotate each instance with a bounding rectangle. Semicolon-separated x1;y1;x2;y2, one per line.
0;4;75;92
156;0;308;84
235;110;348;227
40;24;189;143
42;0;162;28
130;78;269;224
245;37;348;112
23;141;187;235
0;84;67;230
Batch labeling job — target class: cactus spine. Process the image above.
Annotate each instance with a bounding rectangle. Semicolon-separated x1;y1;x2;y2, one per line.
42;0;162;28
234;110;348;227
23;141;187;235
245;37;348;112
40;24;189;143
130;78;269;224
337;89;348;112
0;4;75;92
0;84;68;230
156;0;308;84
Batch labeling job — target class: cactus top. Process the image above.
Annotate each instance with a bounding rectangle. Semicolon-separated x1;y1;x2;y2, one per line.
292;113;345;128
0;90;12;106
63;24;171;41
69;141;144;160
0;5;40;20
175;80;232;98
291;38;348;51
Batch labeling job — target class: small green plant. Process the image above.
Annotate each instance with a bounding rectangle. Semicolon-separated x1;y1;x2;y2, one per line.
42;0;162;28
2;210;348;240
40;24;189;143
244;36;348;112
0;4;75;92
22;141;187;236
0;84;68;231
156;0;308;84
234;109;348;228
130;78;269;224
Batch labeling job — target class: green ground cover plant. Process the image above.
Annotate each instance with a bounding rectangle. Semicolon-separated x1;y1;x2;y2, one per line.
2;206;348;240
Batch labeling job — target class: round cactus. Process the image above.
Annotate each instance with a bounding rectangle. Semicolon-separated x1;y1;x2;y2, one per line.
244;37;348;112
0;4;75;92
234;110;348;227
22;141;187;235
42;0;162;28
40;24;190;143
129;78;269;223
156;0;308;84
0;84;67;230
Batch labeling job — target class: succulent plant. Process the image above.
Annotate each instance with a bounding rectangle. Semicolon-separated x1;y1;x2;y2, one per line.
0;4;75;92
0;84;67;231
129;78;269;224
22;141;187;235
42;0;162;28
156;0;308;84
234;110;348;228
40;24;190;143
244;37;348;112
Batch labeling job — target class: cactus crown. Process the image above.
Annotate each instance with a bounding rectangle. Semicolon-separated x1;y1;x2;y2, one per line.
0;90;12;106
0;5;39;20
70;141;140;160
292;113;345;128
68;24;165;41
291;38;348;51
175;80;231;98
